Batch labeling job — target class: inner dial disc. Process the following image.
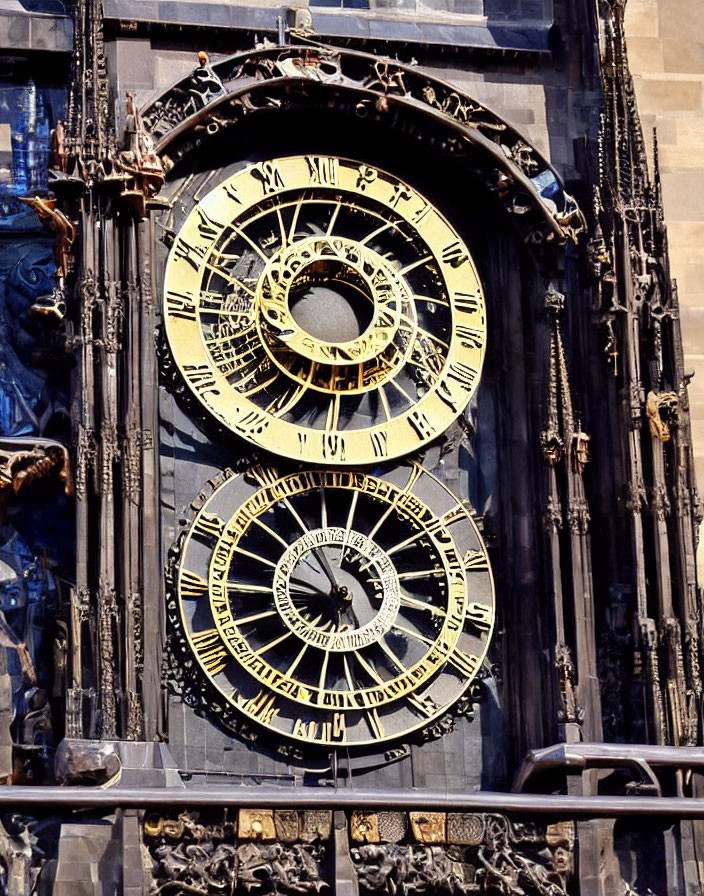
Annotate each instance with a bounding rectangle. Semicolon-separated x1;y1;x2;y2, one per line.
163;156;486;465
174;462;495;748
274;527;401;651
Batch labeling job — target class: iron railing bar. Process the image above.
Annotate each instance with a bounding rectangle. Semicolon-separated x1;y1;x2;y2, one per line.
2;787;704;817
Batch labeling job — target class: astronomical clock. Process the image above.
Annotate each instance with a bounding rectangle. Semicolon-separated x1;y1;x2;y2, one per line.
159;150;498;776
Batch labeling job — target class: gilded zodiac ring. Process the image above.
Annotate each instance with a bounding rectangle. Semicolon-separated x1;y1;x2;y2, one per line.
174;463;495;747
274;527;401;651
163;156;487;465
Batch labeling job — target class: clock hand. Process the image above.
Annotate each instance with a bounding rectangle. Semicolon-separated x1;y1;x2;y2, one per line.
310;546;341;591
289;576;327;597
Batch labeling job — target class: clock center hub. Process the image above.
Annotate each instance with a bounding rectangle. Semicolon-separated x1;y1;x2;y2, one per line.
257;236;411;367
274;526;401;652
288;259;375;343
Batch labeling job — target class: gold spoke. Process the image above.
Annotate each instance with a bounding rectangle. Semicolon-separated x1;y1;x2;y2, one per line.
233;546;278;570
343;655;356;690
378;385;392;422
392;622;434;646
255;631;292;656
268;381;310;418
233;609;278;625
251;517;289;549
275;207;287;247
353;650;383;684
320;487;328;529
229;223;270;262
203;261;255;296
359;220;395;245
398;255;432;276
367;465;423;542
385;530;424;557
239;371;280;398
338;490;359;568
388;378;415;405
285;643;309;677
399;593;446;618
378;638;408;673
412;294;450;308
397;569;445;581
288;197;303;243
326;201;342;236
416;326;449;351
228;582;273;595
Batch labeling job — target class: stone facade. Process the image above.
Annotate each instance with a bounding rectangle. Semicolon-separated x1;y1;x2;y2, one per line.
626;0;704;551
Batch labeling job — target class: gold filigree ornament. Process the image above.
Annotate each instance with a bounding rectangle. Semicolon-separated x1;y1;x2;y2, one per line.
173;461;495;748
163;156;486;464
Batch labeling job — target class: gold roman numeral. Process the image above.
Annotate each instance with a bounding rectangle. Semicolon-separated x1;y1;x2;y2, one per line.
180;569;208;599
192;629;228;675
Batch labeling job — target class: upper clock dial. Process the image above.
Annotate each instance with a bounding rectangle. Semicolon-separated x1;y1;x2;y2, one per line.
163;156;486;464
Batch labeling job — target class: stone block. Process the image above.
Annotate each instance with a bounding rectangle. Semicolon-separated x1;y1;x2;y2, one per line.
625;0;660;38
29;15;72;51
503;107;536;126
0;13;29;49
662;39;704;74
658;0;704;42
679;305;704;355
660;170;704;220
634;76;703;113
116;38;156;90
626;36;664;73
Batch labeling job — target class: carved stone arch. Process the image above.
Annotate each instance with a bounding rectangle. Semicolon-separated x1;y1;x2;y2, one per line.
139;43;585;249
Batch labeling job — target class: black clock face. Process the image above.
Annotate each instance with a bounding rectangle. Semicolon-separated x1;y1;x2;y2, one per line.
171;462;494;749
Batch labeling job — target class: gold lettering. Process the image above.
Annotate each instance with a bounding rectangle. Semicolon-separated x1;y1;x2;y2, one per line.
193;512;225;541
467;602;493;632
180;568;208;599
183;364;220;398
165;290;197;321
192;629;228;676
305;156;339;186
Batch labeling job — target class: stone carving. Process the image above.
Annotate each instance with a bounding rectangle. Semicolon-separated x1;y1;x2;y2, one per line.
409;812;446;844
0;439;71;509
17;197;75;283
54;739;121;786
239;809;276;842
555;645;584;725
238;843;328;894
351;813;571;895
138;46;584;244
145;809;329;894
571;432;591;475
351;812;380;844
142;50;225;139
0;816;32;896
646;390;679;442
115;94;165;217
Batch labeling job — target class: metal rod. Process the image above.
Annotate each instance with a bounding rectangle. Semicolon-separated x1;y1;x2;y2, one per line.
3;787;704;817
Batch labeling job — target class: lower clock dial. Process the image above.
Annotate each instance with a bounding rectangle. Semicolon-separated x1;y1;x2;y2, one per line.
171;462;495;748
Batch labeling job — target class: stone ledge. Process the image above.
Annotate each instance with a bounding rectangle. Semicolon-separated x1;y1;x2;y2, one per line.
0;9;71;53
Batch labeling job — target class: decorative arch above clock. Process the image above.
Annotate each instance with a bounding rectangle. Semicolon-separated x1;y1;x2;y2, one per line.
140;44;585;249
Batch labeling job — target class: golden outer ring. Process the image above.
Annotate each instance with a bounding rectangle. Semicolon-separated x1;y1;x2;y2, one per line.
163;156;487;466
175;463;496;747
